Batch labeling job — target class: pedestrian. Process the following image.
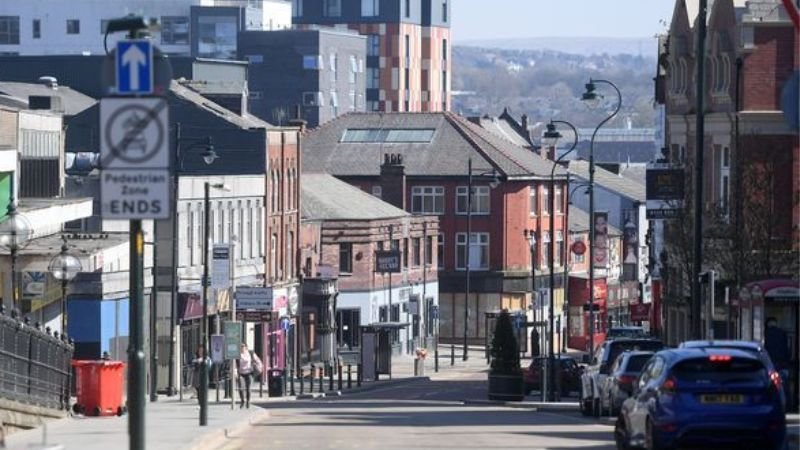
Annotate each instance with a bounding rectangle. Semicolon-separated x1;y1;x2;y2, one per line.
531;327;540;357
193;345;211;404
237;343;263;409
764;317;792;404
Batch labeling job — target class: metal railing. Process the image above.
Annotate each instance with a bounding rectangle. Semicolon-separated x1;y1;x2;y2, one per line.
0;308;73;410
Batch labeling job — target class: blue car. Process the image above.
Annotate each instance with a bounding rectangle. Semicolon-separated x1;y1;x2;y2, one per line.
614;348;786;450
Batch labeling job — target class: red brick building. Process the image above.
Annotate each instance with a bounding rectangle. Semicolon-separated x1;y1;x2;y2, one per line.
301;112;568;346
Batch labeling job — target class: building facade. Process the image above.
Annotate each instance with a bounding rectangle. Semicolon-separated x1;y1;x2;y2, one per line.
292;0;451;112
238;28;367;127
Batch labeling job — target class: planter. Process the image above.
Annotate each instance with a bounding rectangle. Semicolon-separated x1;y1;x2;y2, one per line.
488;373;525;402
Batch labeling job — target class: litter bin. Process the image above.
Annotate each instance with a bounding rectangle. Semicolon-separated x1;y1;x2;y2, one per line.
267;369;284;397
72;360;126;417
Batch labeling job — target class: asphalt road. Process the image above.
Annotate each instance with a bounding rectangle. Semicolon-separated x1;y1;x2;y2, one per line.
217;364;617;450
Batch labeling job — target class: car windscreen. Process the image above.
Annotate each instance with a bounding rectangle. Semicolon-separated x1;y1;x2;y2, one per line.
607;341;663;366
608;329;647;339
672;357;766;383
624;354;652;373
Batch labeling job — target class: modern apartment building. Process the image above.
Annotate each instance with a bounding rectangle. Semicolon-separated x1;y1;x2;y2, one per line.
238;28;367;127
292;0;451;112
0;0;291;57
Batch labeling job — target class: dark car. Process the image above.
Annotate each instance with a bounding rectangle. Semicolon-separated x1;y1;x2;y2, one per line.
606;326;649;340
615;348;786;450
523;355;583;396
600;350;654;416
580;338;664;417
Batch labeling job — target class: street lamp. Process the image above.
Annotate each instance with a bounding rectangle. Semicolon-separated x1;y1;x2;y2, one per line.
199;181;227;426
167;123;217;398
523;229;537;357
464;156;499;361
581;79;621;360
542;119;578;402
0;200;33;313
48;235;82;334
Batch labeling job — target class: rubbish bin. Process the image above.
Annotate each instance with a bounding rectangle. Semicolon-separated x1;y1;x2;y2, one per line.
72;360;126;417
267;369;284;397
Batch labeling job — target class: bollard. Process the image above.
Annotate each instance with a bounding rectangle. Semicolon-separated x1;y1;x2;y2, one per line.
318;367;324;392
259;372;264;398
328;364;334;391
357;363;362;387
290;367;296;396
347;364;352;389
435;348;439;372
309;365;314;393
337;364;343;391
450;344;455;366
300;368;305;394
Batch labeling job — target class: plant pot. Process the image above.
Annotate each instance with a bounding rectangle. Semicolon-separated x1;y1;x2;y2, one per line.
488;372;525;402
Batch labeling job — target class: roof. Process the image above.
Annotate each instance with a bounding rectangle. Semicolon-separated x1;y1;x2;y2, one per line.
170;80;274;130
0;81;96;116
301;173;410;221
567;160;646;202
568;205;622;235
180;79;246;96
301;112;565;179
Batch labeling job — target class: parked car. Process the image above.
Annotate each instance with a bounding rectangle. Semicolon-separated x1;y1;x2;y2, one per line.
679;340;786;411
606;326;649;340
523;355;583;396
600;350;654;416
580;338;664;417
614;348;786;450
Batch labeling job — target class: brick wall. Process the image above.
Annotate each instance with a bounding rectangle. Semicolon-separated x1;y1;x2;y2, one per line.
742;26;797;111
265;129;301;284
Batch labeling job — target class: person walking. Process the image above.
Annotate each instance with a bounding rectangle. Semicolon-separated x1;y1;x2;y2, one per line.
192;345;211;404
237;343;263;409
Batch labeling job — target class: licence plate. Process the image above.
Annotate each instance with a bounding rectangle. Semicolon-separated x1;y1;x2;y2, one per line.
700;394;744;404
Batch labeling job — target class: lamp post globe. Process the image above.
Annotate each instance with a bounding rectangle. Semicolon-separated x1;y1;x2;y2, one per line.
0;204;33;312
48;237;82;334
541;122;562;148
581;81;603;110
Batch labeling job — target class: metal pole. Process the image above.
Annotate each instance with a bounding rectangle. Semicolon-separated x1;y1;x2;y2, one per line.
199;182;211;426
548;164;556;402
230;241;236;410
128;220;146;450
10;248;17;313
167;123;181;397
61;280;67;334
150;224;158;402
692;0;708;340
708;271;716;339
464;157;472;361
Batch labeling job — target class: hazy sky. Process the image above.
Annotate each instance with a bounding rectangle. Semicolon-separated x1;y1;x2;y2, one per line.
452;0;676;42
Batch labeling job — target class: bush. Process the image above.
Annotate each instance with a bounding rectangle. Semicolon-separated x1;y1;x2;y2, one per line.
490;309;521;375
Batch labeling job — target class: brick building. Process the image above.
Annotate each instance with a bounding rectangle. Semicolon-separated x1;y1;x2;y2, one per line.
658;0;799;348
299;173;438;358
292;0;451;113
301;112;568;346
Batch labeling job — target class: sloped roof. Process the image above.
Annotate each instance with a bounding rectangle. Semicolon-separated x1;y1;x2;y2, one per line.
301;112;565;179
569;205;623;236
170;80;274;130
567;159;646;202
472;115;532;148
301;173;410;221
0;81;96;116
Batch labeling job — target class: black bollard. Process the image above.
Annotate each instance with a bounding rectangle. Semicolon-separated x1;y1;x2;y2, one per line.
310;365;314;393
347;364;352;389
337;364;343;391
290;367;296;396
300;368;305;394
318;367;324;392
357;363;362;387
328;364;334;391
435;347;439;372
451;344;455;366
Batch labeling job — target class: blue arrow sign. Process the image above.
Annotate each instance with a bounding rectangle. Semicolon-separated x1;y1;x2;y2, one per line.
116;40;153;95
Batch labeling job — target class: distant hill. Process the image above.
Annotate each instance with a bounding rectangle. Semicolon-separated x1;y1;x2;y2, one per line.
452;45;659;129
456;36;660;57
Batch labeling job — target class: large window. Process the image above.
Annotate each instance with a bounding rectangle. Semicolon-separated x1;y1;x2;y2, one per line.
349;55;357;83
367;34;380;56
555;231;564;267
720;146;730;218
197;15;237;59
456;186;490;214
411;186;444;214
529;185;537;216
555;185;563;213
271;234;278;279
324;0;342;17
362;0;379;16
66;19;80;35
543;187;550;215
456;233;489;270
32;19;40;39
442;38;448;61
339;243;352;273
367;67;380;89
413;237;421;267
541;232;550;269
161;16;189;45
292;0;303;17
341;128;435;143
425;234;433;266
330;53;337;82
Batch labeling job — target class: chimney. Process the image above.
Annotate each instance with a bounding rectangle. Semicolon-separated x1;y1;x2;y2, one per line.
379;153;406;210
287;104;307;132
521;114;529;130
37;76;58;89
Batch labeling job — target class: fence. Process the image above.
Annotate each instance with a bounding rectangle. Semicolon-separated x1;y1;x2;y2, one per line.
0;308;73;410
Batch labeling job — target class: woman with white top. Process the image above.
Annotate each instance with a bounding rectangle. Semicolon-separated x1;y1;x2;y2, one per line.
237;342;261;408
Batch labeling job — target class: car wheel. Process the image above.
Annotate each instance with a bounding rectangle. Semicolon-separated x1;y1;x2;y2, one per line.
614;416;632;450
592;397;601;418
645;418;666;450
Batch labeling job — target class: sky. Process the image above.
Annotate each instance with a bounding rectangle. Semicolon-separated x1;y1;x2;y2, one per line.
452;0;676;42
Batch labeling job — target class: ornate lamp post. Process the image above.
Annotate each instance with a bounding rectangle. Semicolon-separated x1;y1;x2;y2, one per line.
48;236;82;333
0;199;33;313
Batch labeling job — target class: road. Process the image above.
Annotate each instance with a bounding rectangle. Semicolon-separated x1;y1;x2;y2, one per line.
216;362;617;450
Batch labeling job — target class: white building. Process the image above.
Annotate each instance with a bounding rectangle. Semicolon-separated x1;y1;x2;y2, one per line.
0;0;291;57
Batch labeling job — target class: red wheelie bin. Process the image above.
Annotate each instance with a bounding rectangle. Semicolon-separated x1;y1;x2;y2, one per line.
72;360;126;416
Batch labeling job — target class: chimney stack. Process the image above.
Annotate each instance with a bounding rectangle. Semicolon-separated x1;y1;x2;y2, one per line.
379;153;406;210
288;104;307;132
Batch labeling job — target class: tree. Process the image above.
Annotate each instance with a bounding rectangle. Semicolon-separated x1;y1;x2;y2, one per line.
490;309;521;375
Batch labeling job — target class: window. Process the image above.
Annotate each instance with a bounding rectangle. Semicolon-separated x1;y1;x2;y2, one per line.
368;101;380;111
403;238;409;268
324;0;341;17
292;0;303;17
529;185;537;216
330;91;338;116
218;201;225;243
555;185;563;213
349;55;357;83
187;209;195;265
720;146;730;217
287;230;294;278
456;233;489;270
456;186;490;214
442;38;448;61
543;187;550;215
303;55;323;70
362;0;379;16
0;16;20;44
330;53;337;82
339;243;353;273
256;201;263;257
303;91;324;106
349;90;357;111
367;34;380;56
405;0;411;17
32;19;40;39
541;232;550;269
411;186;444;214
66;19;80;35
341;128;435;143
247;200;254;258
367;67;380;89
556;231;564;267
442;69;448;94
437;233;444;269
227;201;234;243
442;0;448;21
161;16;189;45
405;34;410;59
238;201;245;258
413;237;421;267
371;185;382;198
271;234;278;279
425;234;433;266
